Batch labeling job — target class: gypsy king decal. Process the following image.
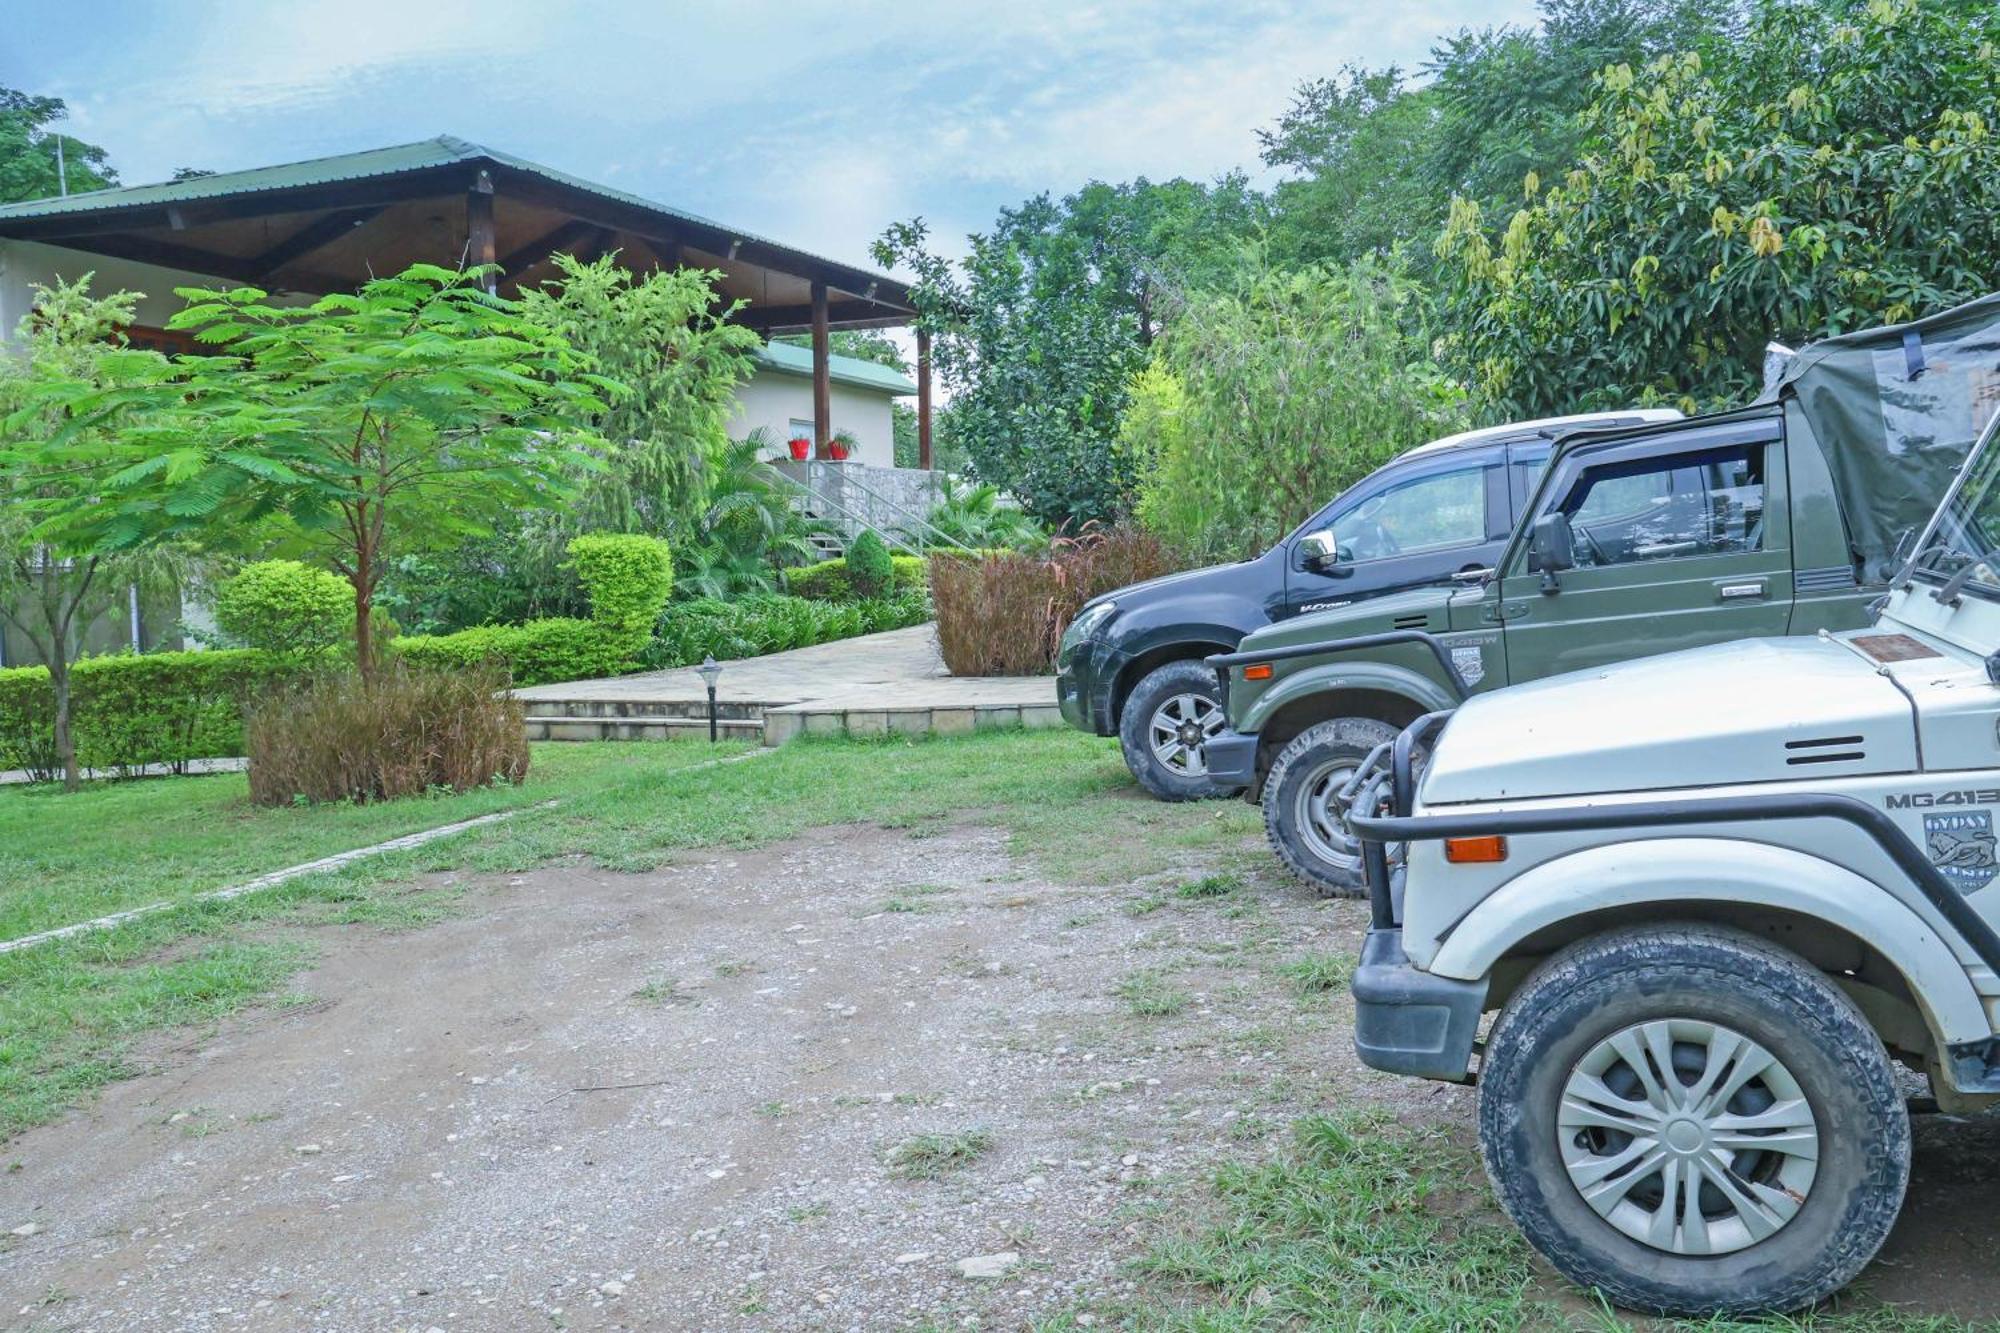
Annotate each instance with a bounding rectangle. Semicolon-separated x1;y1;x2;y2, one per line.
1924;810;2000;894
1444;633;1495;688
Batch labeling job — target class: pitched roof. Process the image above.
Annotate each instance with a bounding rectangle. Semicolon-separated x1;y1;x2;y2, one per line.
0;135;912;311
753;339;916;396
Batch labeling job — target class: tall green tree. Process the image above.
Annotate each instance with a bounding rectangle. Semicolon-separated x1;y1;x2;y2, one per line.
1435;0;2000;417
875;176;1263;525
0;87;117;203
0;278;182;790
59;265;610;672
1122;257;1468;564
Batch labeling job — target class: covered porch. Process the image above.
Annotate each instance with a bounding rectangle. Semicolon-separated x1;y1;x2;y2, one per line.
0;135;939;468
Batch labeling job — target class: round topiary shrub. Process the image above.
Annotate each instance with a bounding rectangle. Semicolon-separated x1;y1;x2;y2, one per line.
215;560;354;660
567;534;674;637
845;529;892;600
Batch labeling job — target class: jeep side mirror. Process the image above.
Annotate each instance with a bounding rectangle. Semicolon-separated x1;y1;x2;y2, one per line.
1299;529;1351;577
1527;513;1575;593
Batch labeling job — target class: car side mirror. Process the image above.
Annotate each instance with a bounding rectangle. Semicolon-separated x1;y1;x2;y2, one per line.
1527;513;1575;593
1298;530;1351;577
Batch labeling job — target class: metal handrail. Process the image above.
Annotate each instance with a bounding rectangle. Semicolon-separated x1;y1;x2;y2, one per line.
775;466;971;556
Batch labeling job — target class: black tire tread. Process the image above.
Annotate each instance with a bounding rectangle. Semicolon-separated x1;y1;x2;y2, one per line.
1479;923;1910;1317
1116;659;1239;803
1260;717;1400;898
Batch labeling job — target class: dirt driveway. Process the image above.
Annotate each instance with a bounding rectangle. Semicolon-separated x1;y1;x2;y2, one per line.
2;816;1996;1331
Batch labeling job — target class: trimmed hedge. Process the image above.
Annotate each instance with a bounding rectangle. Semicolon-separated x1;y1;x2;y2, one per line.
844;529;893;600
642;592;930;669
392;534;674;687
216;560;354;659
0;649;285;780
783;554;927;602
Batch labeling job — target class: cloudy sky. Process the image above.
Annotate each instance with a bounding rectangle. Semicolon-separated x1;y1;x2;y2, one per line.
8;1;1538;275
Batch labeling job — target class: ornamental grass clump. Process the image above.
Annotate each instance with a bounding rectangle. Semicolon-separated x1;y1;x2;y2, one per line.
244;661;526;807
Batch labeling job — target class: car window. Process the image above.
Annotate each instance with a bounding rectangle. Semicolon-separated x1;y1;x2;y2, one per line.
1331;466;1490;563
1557;444;1766;568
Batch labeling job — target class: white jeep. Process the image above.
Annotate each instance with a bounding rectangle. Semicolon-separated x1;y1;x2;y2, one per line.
1343;413;2000;1315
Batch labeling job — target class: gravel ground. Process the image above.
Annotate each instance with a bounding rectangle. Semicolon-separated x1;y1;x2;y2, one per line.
4;816;1997;1331
0;821;1409;1331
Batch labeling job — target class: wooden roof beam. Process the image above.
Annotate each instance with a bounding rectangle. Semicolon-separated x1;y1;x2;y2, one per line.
252;206;386;281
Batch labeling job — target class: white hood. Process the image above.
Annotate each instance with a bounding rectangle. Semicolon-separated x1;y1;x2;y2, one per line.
1421;636;1917;805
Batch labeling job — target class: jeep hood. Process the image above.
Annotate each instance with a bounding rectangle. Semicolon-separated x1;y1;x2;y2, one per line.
1421;636;1917;805
1238;584;1464;653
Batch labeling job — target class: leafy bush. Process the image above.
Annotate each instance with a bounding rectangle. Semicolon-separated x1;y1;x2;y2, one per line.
1124;257;1466;564
925;479;1046;551
567;533;674;636
244;662;527;807
930;524;1174;676
0;650;286;780
392;618;629;687
391;533;675;686
215;560;355;659
643;593;930;669
784;554;927;602
844;529;893;599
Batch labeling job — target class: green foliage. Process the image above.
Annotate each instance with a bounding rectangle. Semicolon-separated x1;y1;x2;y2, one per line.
1127;257;1468;563
214;559;354;659
1435;0;2000;417
843;529;892;599
773;328;907;372
56;264;610;672
565;534;673;637
783;554;927;602
0;650;282;780
676;432;823;600
874;177;1264;525
518;253;760;539
391;617;628;688
924;479;1046;550
0;86;117;204
643;593;930;669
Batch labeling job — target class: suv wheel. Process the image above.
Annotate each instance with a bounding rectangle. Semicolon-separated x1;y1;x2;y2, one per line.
1262;717;1401;897
1480;925;1909;1317
1117;660;1239;801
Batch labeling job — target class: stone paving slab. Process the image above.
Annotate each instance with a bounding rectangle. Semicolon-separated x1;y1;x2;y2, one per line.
513;624;1062;745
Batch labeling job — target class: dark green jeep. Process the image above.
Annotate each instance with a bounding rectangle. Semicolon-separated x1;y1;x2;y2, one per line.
1202;295;2000;893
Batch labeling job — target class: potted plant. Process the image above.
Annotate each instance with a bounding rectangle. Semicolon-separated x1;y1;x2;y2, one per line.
828;429;858;462
787;435;811;461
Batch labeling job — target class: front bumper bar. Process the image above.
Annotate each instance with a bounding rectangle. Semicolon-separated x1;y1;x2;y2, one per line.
1353;928;1486;1082
1201;729;1258;789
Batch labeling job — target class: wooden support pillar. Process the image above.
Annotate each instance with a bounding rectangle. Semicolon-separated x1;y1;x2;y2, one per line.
467;169;497;294
916;327;933;471
811;281;832;458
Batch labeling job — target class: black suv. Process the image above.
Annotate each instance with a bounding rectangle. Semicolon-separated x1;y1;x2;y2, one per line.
1055;410;1681;798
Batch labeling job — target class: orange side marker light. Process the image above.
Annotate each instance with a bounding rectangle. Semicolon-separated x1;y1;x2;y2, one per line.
1242;664;1273;680
1443;835;1508;864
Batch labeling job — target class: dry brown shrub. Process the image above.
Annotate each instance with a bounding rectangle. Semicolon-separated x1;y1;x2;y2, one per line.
245;661;528;807
929;524;1176;676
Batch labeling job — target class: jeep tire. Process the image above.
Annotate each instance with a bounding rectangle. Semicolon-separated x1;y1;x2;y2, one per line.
1479;924;1910;1317
1117;659;1240;802
1262;717;1401;897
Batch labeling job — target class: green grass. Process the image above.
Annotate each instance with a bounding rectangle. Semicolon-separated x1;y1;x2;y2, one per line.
1116;967;1192;1017
884;1128;995;1180
0;729;1228;1139
0;741;744;941
1279;950;1356;997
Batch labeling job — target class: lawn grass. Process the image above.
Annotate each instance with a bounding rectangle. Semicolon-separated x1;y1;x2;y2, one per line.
0;740;745;941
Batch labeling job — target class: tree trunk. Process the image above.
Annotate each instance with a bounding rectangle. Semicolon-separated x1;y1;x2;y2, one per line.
50;654;78;793
353;575;374;677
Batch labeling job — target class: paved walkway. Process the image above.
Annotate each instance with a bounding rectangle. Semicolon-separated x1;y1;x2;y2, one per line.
513;624;1064;745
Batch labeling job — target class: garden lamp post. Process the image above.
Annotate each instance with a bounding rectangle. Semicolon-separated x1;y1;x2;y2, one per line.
696;655;724;743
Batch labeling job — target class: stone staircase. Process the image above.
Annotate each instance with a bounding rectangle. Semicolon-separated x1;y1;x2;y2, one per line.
520;696;771;744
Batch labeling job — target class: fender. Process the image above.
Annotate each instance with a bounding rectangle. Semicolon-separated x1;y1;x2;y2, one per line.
1419;836;1993;1048
1239;660;1455;736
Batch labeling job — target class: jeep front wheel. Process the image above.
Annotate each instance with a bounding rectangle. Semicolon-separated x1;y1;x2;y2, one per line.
1117;660;1240;801
1480;924;1910;1317
1261;717;1401;897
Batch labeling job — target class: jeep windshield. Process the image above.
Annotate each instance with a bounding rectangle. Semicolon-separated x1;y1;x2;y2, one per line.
1915;410;2000;601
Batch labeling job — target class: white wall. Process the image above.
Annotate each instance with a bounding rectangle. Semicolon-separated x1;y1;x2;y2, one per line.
0;239;313;342
730;369;900;469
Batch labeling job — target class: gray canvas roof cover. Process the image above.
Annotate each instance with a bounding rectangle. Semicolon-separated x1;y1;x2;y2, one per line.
1764;292;2000;580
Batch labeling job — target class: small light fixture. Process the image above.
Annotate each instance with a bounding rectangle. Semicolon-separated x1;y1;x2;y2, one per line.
1242;663;1273;681
1444;835;1509;864
695;654;725;742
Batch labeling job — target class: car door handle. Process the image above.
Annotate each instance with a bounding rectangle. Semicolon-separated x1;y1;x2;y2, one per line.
1451;566;1494;583
1717;579;1767;601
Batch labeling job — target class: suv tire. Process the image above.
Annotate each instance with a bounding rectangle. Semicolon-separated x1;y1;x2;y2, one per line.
1262;717;1401;897
1480;924;1909;1317
1117;660;1240;801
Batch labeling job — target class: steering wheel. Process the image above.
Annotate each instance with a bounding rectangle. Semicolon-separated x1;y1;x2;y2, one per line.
1572;520;1608;566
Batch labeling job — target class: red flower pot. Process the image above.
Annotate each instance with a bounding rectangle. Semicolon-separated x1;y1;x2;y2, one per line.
787;436;811;461
828;442;850;462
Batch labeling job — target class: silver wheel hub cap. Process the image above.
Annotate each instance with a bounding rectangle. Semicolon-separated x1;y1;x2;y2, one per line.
1559;1018;1819;1256
1148;693;1223;778
1296;758;1361;869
